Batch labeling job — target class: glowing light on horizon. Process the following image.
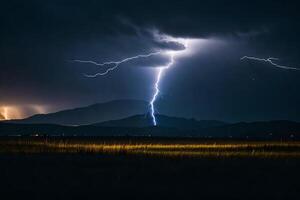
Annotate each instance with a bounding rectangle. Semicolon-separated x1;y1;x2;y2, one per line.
3;107;8;120
0;106;15;120
0;105;48;120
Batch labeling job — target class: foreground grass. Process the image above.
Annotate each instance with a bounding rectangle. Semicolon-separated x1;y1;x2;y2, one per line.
1;137;300;200
1;137;300;158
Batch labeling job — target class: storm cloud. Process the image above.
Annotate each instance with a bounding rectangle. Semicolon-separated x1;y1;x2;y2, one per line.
0;0;300;121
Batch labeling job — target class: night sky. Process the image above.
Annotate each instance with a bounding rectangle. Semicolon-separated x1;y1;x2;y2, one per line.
1;0;300;121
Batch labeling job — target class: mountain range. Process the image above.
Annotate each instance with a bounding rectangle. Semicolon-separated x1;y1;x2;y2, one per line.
6;100;148;125
1;100;300;138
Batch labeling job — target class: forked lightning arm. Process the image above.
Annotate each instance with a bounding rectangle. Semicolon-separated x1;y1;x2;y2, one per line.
241;56;300;71
74;52;161;77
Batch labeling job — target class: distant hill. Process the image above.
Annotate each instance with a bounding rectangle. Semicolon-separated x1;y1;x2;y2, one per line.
6;100;148;125
94;114;226;129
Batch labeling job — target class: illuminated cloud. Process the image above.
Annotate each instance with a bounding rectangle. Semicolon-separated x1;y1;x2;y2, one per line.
73;30;205;125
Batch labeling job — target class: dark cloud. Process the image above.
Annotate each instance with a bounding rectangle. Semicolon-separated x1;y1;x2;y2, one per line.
0;0;300;121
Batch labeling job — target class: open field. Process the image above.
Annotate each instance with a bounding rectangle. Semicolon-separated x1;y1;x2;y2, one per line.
1;137;300;199
1;137;300;158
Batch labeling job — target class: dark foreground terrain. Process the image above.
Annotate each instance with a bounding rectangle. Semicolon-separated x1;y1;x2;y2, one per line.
0;137;300;200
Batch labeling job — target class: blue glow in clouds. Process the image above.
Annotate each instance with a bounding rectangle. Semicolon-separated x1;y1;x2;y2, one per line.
74;33;200;126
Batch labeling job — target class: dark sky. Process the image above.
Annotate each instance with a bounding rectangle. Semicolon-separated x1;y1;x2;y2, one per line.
1;0;300;121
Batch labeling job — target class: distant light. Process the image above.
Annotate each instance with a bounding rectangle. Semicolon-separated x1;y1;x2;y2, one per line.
0;105;48;120
1;107;9;120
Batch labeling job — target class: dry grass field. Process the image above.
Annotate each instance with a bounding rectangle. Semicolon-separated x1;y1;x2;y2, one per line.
1;137;300;158
1;137;300;200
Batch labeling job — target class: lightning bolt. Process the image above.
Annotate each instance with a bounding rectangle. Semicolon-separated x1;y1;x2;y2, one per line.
74;51;162;77
148;38;190;126
241;56;300;71
149;52;175;126
74;34;194;126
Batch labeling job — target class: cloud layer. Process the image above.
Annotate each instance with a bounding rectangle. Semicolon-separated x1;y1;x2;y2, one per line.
0;0;300;121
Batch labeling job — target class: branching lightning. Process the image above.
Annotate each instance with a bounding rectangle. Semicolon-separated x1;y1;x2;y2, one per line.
74;34;195;126
74;51;162;77
73;33;299;126
241;56;300;71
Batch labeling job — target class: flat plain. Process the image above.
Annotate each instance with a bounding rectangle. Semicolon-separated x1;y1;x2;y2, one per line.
0;137;300;200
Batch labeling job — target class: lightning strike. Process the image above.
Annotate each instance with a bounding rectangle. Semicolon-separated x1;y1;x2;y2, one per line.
148;37;191;126
149;52;175;126
74;33;198;126
241;56;300;71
